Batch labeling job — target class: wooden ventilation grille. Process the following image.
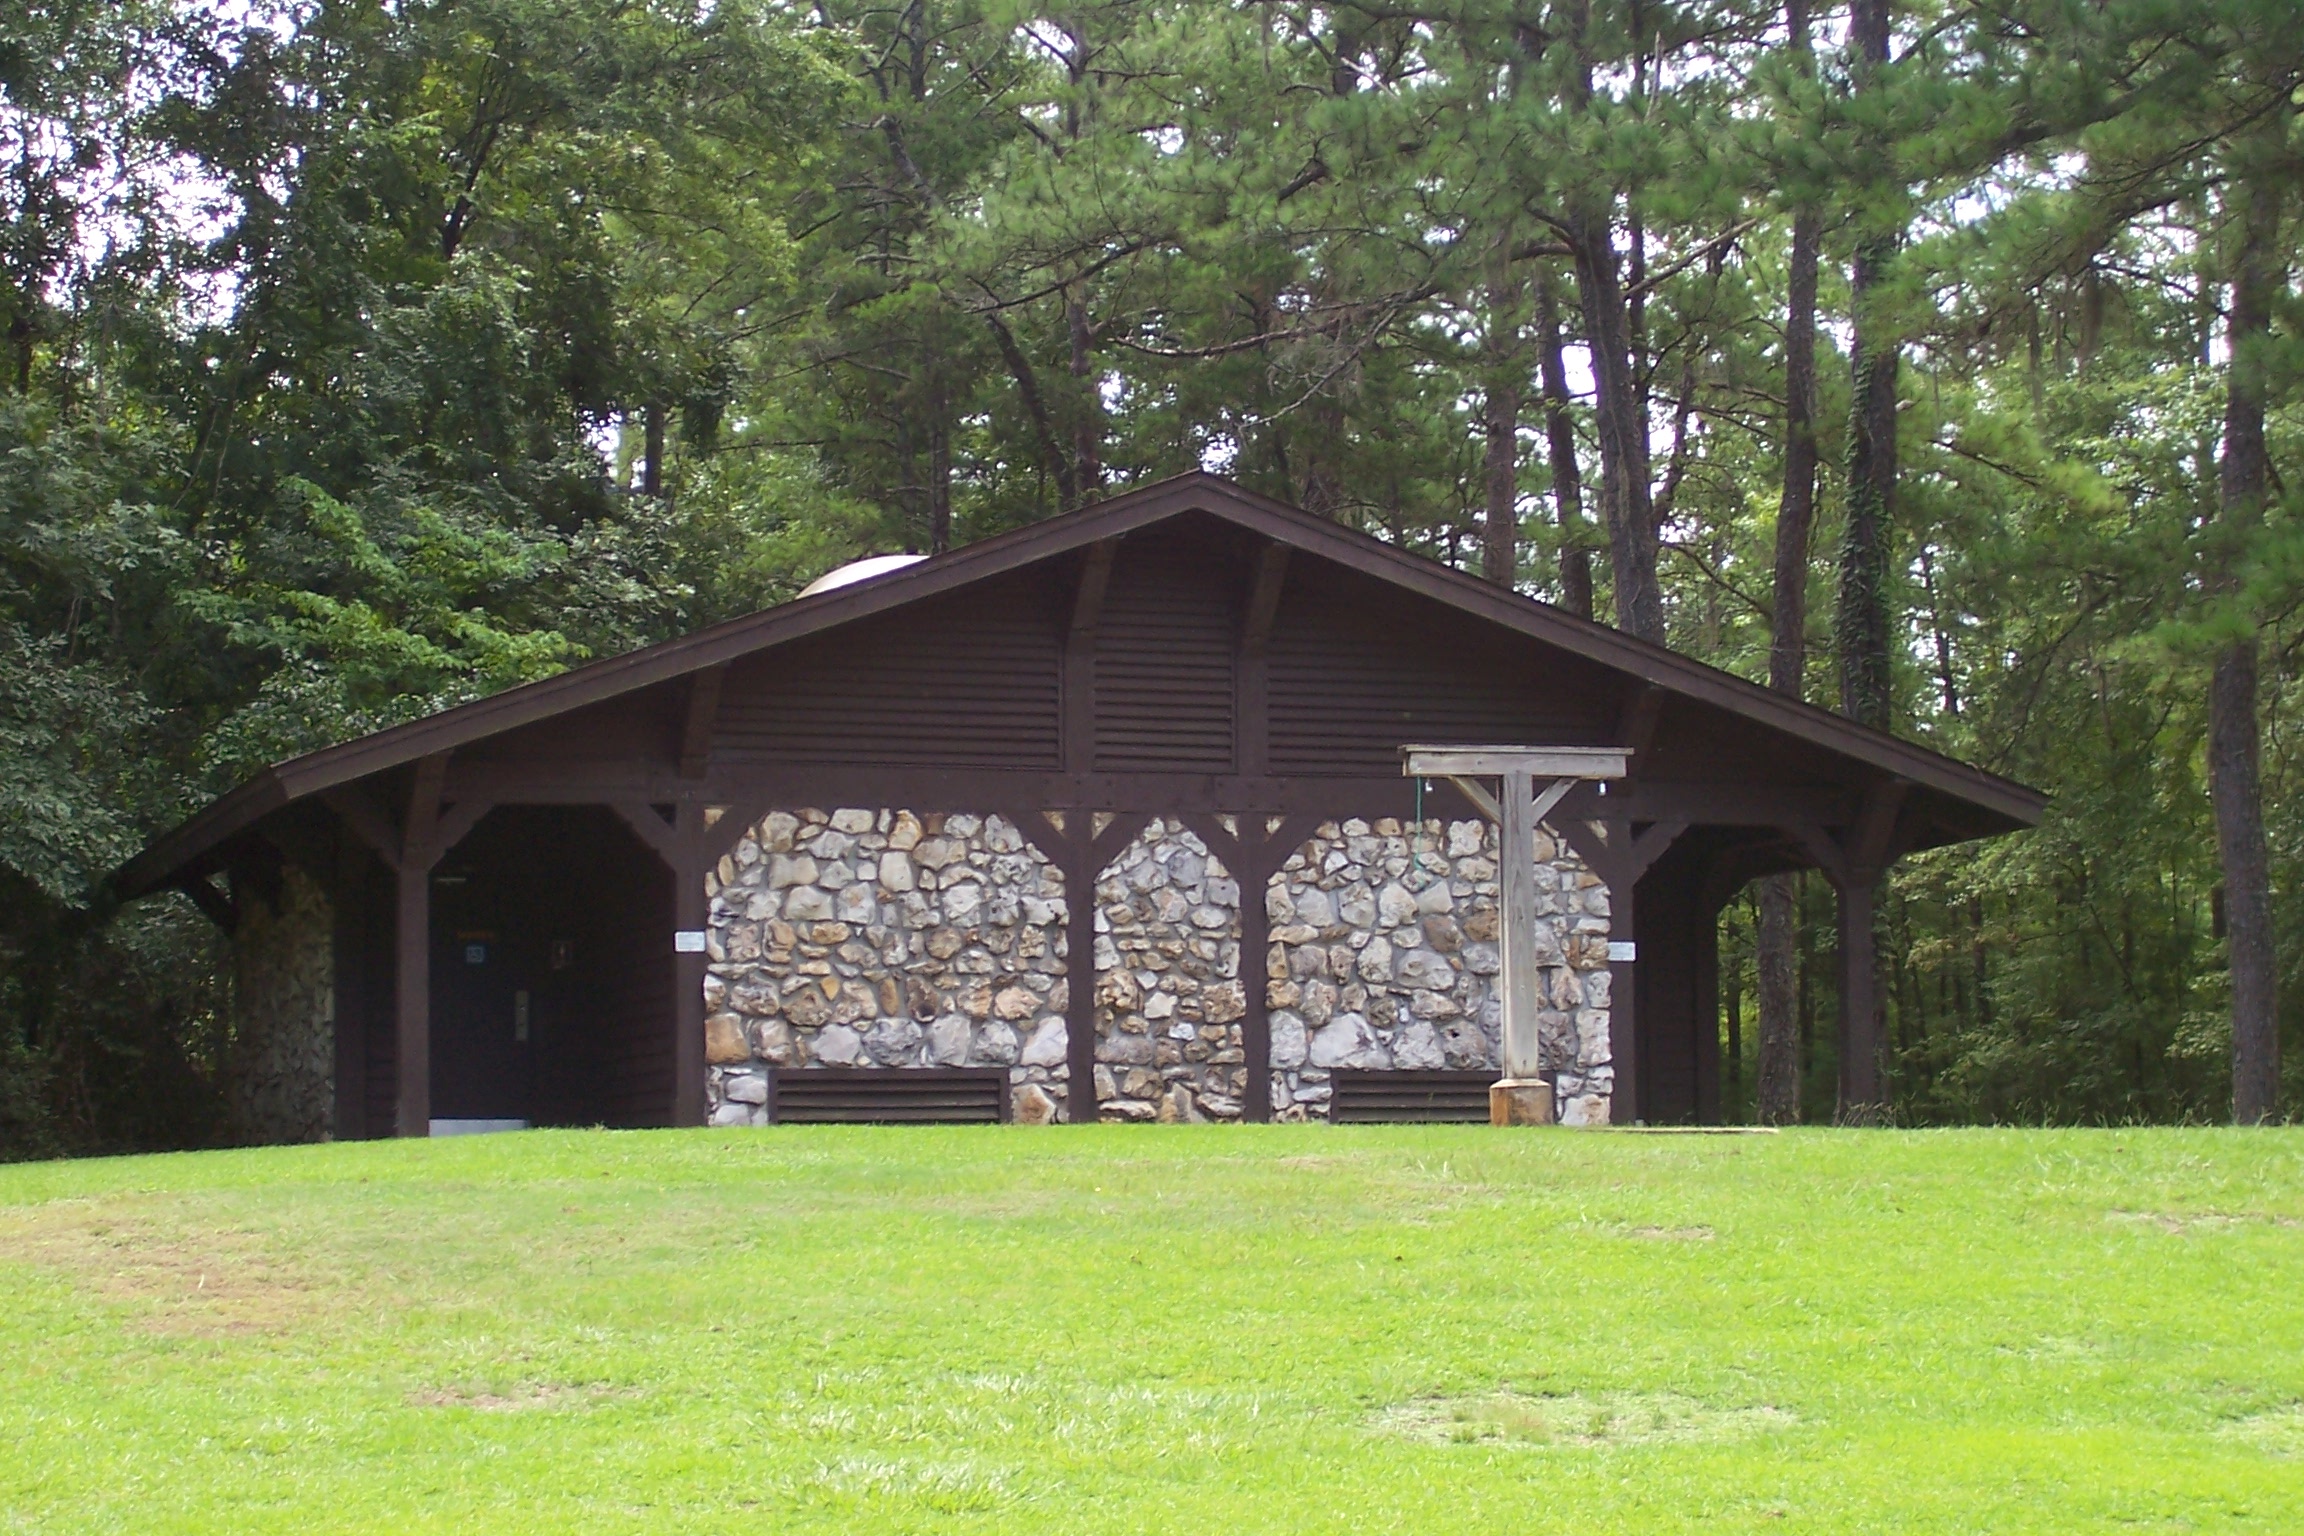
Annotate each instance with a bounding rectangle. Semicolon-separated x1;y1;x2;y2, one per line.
1095;533;1236;770
1327;1069;1497;1123
769;1067;1012;1124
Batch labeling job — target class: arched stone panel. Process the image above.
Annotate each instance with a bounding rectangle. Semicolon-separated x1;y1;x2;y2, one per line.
1092;819;1245;1120
704;808;1070;1124
1265;817;1614;1121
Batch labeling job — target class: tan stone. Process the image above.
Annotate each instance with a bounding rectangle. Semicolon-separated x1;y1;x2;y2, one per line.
993;985;1038;1021
877;976;904;1018
749;1018;794;1064
887;811;923;851
807;921;851;945
706;1013;750;1064
1490;1078;1555;1126
1012;1083;1057;1125
1461;907;1500;943
782;985;830;1029
959;981;995;1019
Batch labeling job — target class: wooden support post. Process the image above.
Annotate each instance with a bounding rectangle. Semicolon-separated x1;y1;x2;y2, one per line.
394;858;431;1137
1063;854;1100;1123
394;753;447;1138
1837;875;1882;1116
673;800;709;1127
610;799;712;1127
1602;818;1639;1126
1779;777;1908;1124
1407;746;1631;1127
1497;769;1543;1079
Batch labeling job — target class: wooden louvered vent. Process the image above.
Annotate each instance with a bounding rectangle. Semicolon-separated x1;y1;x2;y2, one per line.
715;577;1062;767
769;1068;1012;1124
1267;566;1592;775
1094;530;1238;771
1327;1069;1498;1123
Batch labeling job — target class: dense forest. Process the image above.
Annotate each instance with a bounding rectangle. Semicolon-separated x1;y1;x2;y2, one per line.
3;0;2299;1154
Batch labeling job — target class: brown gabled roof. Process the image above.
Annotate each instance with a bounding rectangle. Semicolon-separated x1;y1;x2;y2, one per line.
117;471;2044;897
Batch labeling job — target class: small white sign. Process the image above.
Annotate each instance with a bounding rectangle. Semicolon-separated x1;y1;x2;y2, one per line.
1607;940;1637;963
674;930;708;953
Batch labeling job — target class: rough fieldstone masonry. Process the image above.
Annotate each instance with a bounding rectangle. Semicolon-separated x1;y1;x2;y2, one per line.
704;807;1615;1125
702;809;1072;1125
1267;818;1614;1125
1092;819;1246;1122
230;863;336;1144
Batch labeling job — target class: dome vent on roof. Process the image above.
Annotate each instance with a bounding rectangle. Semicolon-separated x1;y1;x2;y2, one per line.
798;552;927;598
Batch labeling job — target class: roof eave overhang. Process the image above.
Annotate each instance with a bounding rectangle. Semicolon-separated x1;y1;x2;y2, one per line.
116;472;2045;896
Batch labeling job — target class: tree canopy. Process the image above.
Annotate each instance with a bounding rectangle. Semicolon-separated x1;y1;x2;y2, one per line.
5;0;2302;1152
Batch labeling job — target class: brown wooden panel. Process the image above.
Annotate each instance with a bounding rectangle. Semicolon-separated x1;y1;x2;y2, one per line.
1267;562;1611;775
1329;1069;1496;1123
1633;837;1718;1125
771;1067;1010;1124
1095;526;1237;771
715;570;1063;768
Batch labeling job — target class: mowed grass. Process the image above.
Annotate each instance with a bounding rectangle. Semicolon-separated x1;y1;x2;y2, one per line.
3;1128;2302;1533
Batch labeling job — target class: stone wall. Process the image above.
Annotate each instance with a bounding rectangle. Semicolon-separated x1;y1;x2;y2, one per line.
702;807;1615;1128
230;863;336;1144
1267;817;1615;1124
1092;819;1245;1121
703;809;1072;1124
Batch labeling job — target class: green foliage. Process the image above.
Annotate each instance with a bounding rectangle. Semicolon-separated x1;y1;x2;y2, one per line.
7;0;2304;1146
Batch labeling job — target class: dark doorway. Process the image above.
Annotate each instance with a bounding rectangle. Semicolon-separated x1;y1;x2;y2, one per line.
428;805;674;1128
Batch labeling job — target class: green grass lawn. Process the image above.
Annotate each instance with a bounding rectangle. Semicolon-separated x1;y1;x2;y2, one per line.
3;1127;2302;1533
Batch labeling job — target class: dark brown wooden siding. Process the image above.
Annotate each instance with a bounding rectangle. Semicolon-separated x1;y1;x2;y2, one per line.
715;571;1063;768
1266;562;1610;774
596;868;674;1127
1095;527;1237;770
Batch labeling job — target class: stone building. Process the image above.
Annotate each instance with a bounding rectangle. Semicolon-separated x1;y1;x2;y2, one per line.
117;474;2042;1139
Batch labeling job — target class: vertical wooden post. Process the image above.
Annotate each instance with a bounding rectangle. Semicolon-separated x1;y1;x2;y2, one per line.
1064;855;1100;1124
1238;837;1273;1123
673;800;709;1128
1836;873;1882;1116
394;857;431;1137
1497;769;1543;1079
1606;837;1639;1126
393;754;447;1138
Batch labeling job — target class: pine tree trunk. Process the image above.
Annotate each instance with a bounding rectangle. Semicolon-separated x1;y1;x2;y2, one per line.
1536;277;1594;617
642;402;665;498
2215;159;2284;1125
1755;0;1820;1124
927;415;953;555
1562;2;1663;644
1481;250;1522;585
1568;208;1664;644
1756;875;1802;1124
1482;375;1520;586
1067;291;1102;500
1837;0;1896;731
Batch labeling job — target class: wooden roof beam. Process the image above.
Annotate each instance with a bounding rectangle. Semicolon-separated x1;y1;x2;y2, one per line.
678;664;726;781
